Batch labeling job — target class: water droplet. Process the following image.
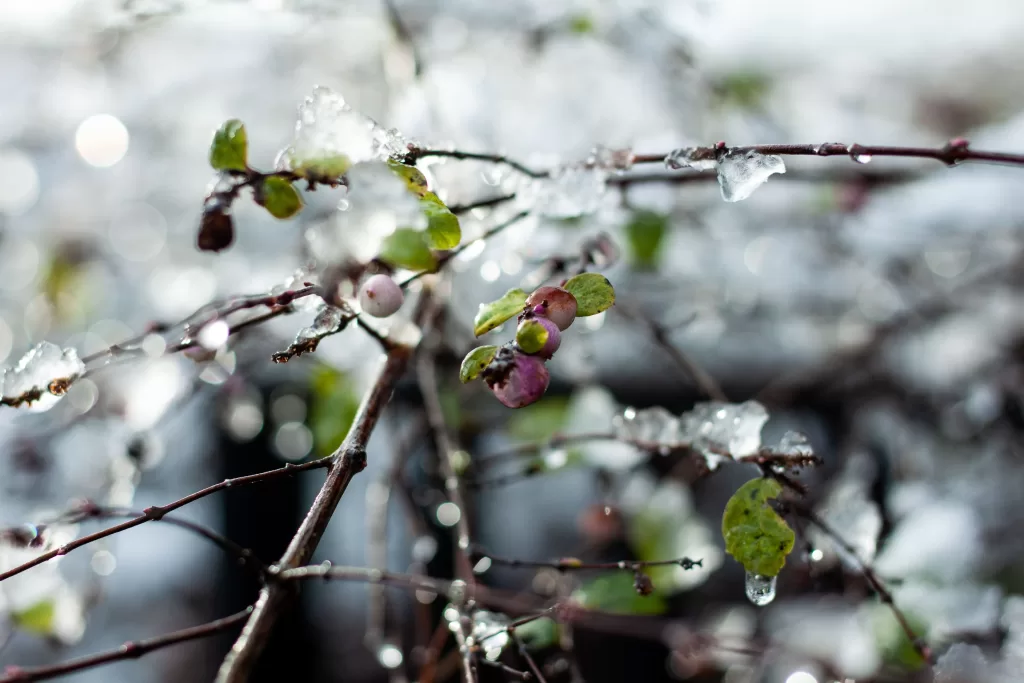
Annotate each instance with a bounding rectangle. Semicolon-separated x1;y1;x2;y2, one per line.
716;150;786;202
854;154;872;164
744;571;776;606
337;198;350;211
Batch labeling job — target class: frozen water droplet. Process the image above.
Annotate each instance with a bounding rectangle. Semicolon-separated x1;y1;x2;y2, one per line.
1;342;85;411
527;165;607;218
678;400;769;467
664;147;717;171
716;150;786;202
613;406;680;448
337;198;350;211
198;319;230;349
590;145;634;172
744;571;776;606
777;431;813;456
471;610;511;661
854;154;872;164
275;86;404;176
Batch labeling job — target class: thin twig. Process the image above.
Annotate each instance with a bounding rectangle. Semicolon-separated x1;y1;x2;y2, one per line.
215;345;415;682
0;607;253;683
0;459;332;584
474;548;702;573
403;148;544;178
797;508;933;666
508;630;547;683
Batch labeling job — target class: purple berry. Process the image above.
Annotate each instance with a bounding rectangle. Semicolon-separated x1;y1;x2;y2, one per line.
521;316;561;358
525;286;577;331
484;349;550;409
358;274;404;318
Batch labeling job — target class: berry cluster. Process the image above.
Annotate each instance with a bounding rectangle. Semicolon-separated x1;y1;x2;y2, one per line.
462;275;615;408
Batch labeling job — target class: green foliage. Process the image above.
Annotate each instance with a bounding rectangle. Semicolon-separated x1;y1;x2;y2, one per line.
712;71;772;111
209;119;248;172
258;176;303;219
562;273;615;316
13;600;55;635
379;228;437;272
515;319;549;354
309;366;360;457
871;604;929;670
721;478;795;577
284;152;352;180
572;572;668;615
515;617;560;650
473;288;528;336
421;194;461;249
624;210;667;269
506;395;569;442
568;14;595;34
459;345;498;383
387;161;461;250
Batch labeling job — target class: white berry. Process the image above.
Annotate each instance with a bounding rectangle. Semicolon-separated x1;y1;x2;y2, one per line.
358;274;404;318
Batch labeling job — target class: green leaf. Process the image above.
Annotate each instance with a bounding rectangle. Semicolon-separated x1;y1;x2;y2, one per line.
13;600;55;635
721;478;795;577
515;319;549;354
379;228;437;271
563;273;615;317
507;395;569;442
209;119;248;171
572;573;667;615
515;617;559;650
259;176;303;219
387;160;430;197
460;345;498;383
473;289;528;337
624;211;667;269
309;366;360;458
421;193;461;249
568;14;595;34
283;152;352;181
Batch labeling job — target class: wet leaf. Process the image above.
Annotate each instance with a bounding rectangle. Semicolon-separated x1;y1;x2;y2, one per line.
258;176;303;219
460;345;498;383
721;478;794;577
379;228;437;271
421;193;461;249
624;211;667;269
515;319;549;354
388;160;430;197
209;119;248;172
563;273;615;316
473;289;528;337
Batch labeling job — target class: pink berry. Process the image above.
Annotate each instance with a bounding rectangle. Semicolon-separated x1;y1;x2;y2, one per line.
358;274;404;318
525;286;577;331
484;349;550;409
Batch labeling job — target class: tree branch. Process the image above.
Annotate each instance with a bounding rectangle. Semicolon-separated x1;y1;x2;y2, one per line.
215;345;415;682
0;608;253;683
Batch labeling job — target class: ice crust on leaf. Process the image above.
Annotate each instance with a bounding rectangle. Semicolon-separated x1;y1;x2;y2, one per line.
275;86;406;179
1;342;85;412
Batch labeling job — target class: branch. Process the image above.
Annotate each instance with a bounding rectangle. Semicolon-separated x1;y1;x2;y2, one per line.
796;507;933;666
402;148;544;178
0;607;253;683
0;459;331;584
215;345;415;682
472;548;702;573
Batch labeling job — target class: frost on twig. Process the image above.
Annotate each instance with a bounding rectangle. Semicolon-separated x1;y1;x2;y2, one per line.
0;342;86;412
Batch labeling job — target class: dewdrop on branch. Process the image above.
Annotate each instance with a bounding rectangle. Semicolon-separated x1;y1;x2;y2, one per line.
744;571;777;606
1;342;86;412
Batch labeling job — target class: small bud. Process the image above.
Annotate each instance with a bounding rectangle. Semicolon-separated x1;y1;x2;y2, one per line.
197;209;234;252
484;350;550;409
525;286;577;331
358;274;404;318
633;571;654;596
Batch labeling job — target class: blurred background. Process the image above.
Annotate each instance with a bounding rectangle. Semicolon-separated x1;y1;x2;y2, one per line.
2;0;1024;682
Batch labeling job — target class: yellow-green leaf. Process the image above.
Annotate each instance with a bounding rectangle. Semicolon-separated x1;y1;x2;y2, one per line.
515;319;549;354
572;573;667;615
209;119;248;171
421;193;461;250
259;176;303;219
563;273;615;317
309;366;360;458
721;478;794;577
624;210;667;269
380;228;437;271
473;288;528;336
460;345;498;383
387;160;430;197
13;600;55;635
